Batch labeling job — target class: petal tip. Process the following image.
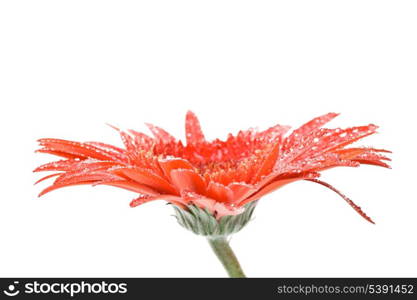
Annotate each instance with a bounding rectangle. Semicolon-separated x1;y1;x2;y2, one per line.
106;123;120;131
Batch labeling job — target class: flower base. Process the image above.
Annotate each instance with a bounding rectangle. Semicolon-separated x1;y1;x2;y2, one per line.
172;202;256;277
172;201;256;237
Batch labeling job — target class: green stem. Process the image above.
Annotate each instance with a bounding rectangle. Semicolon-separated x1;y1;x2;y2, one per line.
207;236;246;278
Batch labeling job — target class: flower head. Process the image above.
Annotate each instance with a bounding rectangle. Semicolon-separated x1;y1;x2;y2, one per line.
35;111;390;224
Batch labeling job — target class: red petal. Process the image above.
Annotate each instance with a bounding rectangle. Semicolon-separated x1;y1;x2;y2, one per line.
285;113;339;150
239;172;320;206
158;157;194;178
238;178;300;206
252;141;281;183
307;125;378;158
334;148;368;160
228;182;257;204
85;141;125;154
260;124;291;139
206;182;233;203
85;141;128;162
127;129;154;148
36;149;80;159
306;179;375;224
185;111;206;145
129;194;156;207
335;147;391;158
103;180;159;195
291;113;339;138
38;139;116;160
334;148;391;168
34;173;61;184
34;159;80;172
107;124;137;151
130;194;187;208
352;159;391;168
170;169;206;194
38;181;96;197
35;160;118;173
112;167;178;194
145;123;176;143
54;172;119;185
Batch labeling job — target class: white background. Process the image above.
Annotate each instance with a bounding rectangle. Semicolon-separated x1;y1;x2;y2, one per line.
0;1;416;277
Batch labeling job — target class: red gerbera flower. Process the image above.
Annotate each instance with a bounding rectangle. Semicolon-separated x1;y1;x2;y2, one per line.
34;111;390;277
35;111;390;223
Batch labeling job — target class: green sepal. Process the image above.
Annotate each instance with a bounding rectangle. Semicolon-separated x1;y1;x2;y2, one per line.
172;201;257;237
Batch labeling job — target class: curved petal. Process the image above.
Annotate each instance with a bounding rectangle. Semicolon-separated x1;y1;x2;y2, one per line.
289;113;339;141
130;194;187;209
34;173;61;185
54;172;120;185
158;157;194;178
305;179;375;224
102;180;159;196
112;167;178;194
170;169;207;195
37;139;118;160
252;141;281;183
36;149;81;159
127;129;154;145
239;172;320;206
107;124;137;152
206;182;233;203
38;181;96;197
185;111;206;145
85;141;126;154
145;123;176;143
34;159;81;172
36;160;118;174
260;124;291;139
352;159;391;168
334;148;391;168
228;182;257;204
297;125;379;161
